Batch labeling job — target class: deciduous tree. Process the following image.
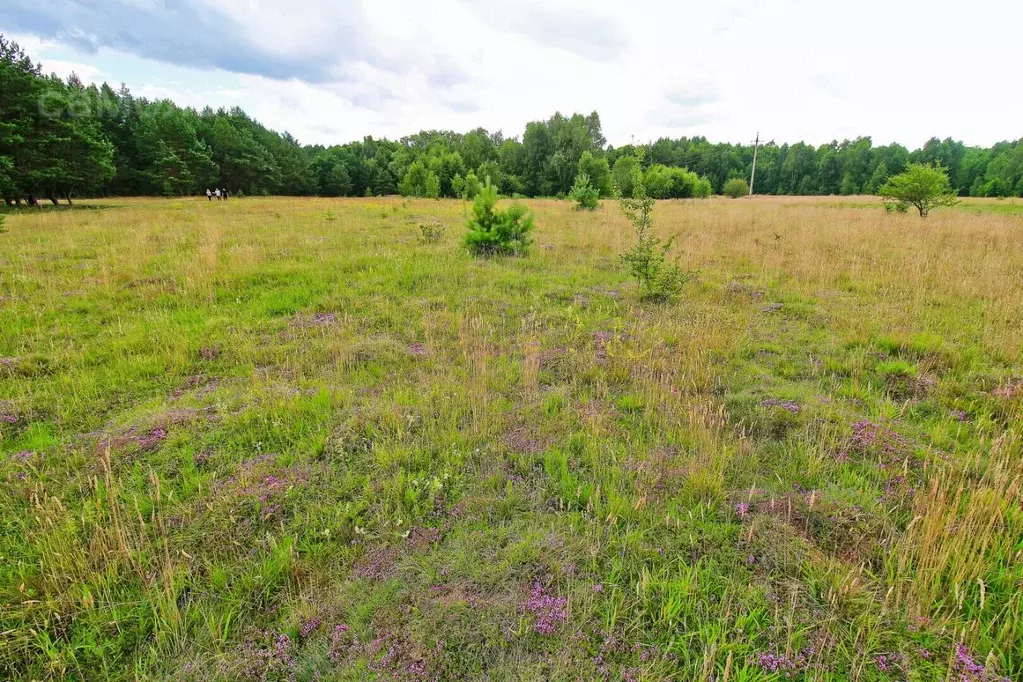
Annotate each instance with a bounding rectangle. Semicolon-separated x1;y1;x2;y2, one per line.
878;163;959;217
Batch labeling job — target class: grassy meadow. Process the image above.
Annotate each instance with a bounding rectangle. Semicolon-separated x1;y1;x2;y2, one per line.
1;195;1021;681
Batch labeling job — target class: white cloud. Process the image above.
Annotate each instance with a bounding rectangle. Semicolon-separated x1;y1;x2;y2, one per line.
5;0;1022;148
37;58;103;82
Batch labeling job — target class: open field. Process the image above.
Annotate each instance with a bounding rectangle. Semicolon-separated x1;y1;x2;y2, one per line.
1;196;1021;681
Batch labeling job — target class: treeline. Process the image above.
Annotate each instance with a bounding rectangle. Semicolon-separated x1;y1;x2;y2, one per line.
2;35;1022;205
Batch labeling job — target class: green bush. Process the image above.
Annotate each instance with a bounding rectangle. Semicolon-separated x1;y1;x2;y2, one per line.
569;172;600;210
618;188;694;300
693;175;713;198
723;177;749;198
643;164;712;199
464;180;534;256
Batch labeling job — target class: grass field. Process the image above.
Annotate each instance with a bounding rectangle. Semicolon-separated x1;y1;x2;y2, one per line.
1;195;1021;681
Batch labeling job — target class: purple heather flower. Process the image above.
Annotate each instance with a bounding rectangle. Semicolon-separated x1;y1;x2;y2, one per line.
762;398;801;413
136;427;167;449
954;643;987;679
524;582;568;635
300;618;321;638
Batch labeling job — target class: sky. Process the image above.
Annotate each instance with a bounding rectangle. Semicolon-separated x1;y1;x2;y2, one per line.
2;0;1021;149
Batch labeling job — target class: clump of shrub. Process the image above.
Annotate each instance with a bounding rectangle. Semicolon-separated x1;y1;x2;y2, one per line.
642;164;712;199
618;187;694;300
569;172;600;210
694;175;713;197
723;177;749;198
418;222;445;243
464;180;534;256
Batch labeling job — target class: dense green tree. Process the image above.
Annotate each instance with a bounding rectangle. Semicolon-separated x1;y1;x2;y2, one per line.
134;102;218;195
202;112;278;194
424;171;441;199
864;162;889;195
0;36;46;204
476;160;502;193
520;112;605;196
460;128;496;171
427;150;465;197
460;170;482;200
612;155;643;198
913;138;965;192
577;151;612;197
400;159;431;197
0;39;115;204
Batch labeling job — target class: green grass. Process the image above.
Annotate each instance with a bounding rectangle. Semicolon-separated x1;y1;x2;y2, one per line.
956;198;1023;216
1;196;1021;680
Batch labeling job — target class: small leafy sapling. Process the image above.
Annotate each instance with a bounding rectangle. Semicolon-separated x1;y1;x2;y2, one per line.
618;187;693;301
464;179;534;256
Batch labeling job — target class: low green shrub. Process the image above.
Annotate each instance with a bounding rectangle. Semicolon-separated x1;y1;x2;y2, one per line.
464;180;534;256
643;164;713;199
723;177;749;198
569;173;600;210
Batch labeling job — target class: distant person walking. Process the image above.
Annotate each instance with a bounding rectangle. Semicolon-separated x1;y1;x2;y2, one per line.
205;188;212;201
223;189;229;201
215;188;222;201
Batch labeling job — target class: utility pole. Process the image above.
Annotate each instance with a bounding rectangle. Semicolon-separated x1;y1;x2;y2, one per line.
748;132;759;199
